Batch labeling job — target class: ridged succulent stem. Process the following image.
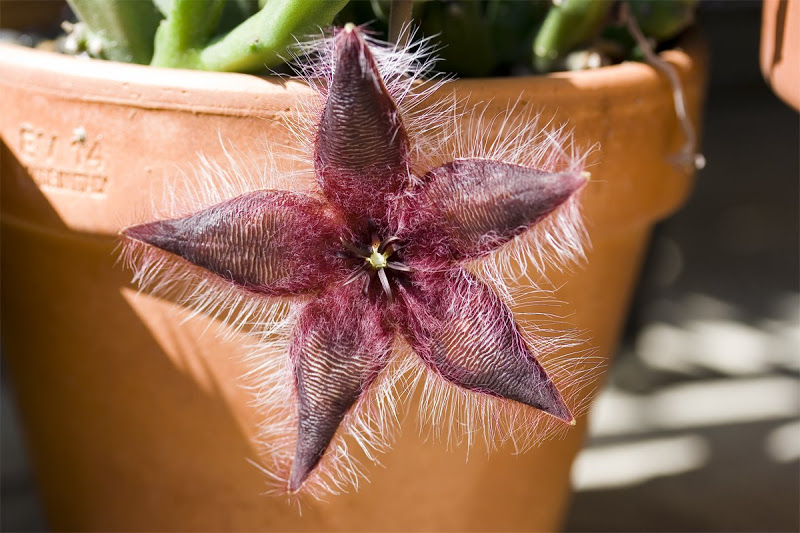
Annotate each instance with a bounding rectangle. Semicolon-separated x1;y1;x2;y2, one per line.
149;0;346;72
532;0;613;72
197;0;349;72
66;0;162;64
150;0;225;68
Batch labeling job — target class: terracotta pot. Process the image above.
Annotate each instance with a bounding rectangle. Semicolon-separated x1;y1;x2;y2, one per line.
0;34;706;532
761;0;800;111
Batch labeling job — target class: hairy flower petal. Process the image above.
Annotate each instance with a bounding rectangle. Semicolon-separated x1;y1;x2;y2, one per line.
123;25;587;496
122;190;344;295
288;283;393;492
397;269;572;422
404;159;586;260
315;25;410;222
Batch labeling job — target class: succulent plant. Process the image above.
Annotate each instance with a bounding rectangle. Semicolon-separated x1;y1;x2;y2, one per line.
61;0;699;75
66;0;348;70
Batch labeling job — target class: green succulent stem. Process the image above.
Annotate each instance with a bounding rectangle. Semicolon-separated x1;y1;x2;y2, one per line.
66;0;699;78
152;0;172;17
627;0;699;41
533;0;613;72
66;0;162;64
150;0;347;71
150;0;225;68
198;0;348;72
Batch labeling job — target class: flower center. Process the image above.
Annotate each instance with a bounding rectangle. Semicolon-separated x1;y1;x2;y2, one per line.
339;233;414;302
366;245;389;269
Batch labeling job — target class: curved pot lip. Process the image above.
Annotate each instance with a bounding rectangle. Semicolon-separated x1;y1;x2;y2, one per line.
0;32;706;115
0;32;706;239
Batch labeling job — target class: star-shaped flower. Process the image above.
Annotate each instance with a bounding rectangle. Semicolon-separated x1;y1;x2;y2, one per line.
123;24;588;494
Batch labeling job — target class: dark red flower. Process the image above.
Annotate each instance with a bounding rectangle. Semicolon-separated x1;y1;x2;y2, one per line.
123;24;587;493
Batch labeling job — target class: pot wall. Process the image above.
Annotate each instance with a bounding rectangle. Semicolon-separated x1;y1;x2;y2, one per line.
0;38;705;532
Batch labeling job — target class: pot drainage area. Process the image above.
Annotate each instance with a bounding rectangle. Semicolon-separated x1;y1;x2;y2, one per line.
2;2;798;532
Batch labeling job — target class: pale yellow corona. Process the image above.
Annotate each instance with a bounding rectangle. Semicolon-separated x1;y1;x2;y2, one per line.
366;245;389;269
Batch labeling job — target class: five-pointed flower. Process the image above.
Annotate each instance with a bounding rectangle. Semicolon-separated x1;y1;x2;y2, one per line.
123;24;587;493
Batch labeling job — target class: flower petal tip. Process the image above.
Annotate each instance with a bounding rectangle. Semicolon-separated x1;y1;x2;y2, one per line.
534;384;574;425
119;220;161;245
541;396;574;425
563;170;589;192
287;459;312;494
555;169;590;200
337;22;364;49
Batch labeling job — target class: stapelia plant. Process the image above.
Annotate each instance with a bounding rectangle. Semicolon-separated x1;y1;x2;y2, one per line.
122;24;589;494
65;0;348;70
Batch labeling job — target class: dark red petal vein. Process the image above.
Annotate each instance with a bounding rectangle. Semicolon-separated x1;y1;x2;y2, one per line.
403;159;586;260
314;24;410;222
122;190;345;296
289;283;393;492
397;268;572;423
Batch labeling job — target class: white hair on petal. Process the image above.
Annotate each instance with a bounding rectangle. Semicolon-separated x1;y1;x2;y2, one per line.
283;24;455;179
408;268;603;455
117;136;313;340
417;97;596;296
289;23;446;104
119;148;417;501
242;335;417;502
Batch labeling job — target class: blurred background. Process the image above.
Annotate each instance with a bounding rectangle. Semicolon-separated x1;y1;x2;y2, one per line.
2;1;798;531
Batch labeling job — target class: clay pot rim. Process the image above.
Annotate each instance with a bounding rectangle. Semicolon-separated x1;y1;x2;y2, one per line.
1;32;706;240
0;32;705;117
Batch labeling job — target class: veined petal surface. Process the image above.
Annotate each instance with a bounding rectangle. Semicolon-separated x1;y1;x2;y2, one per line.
288;283;393;491
404;159;586;260
123;190;344;295
397;268;572;422
314;25;410;223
